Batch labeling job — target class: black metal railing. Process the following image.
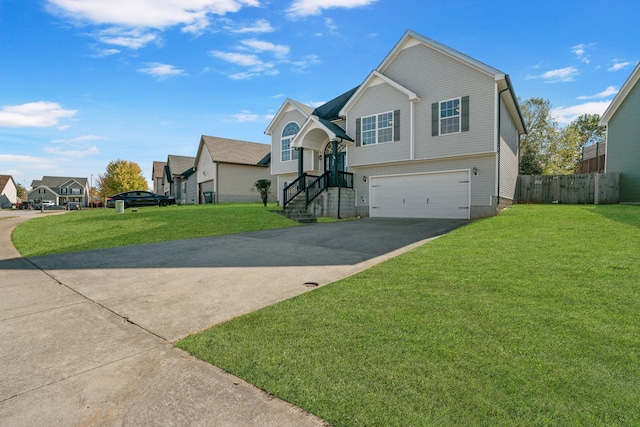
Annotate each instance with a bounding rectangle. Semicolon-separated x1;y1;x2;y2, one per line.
283;171;354;208
305;172;330;206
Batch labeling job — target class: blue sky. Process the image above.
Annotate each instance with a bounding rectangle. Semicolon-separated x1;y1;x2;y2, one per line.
1;0;638;190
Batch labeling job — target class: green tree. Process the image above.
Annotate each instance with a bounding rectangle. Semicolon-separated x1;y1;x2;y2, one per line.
565;114;605;172
16;182;26;200
255;179;271;207
547;126;582;175
96;159;148;198
519;98;561;175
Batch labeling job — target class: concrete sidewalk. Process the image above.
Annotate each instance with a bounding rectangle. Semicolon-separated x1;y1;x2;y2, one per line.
0;210;466;425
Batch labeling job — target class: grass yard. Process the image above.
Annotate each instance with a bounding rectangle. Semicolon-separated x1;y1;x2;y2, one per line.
12;203;297;257
177;205;640;426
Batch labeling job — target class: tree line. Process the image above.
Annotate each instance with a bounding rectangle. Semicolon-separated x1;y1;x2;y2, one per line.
519;98;605;175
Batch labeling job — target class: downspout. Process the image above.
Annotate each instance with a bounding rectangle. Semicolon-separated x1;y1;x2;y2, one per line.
297;147;304;191
332;138;343;219
410;99;415;160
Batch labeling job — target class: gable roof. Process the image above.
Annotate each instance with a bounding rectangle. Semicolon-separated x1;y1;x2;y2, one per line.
375;29;526;135
153;161;166;179
339;71;419;117
313;86;359;121
197;135;271;167
31;176;88;189
599;62;640;126
379;29;505;79
166;155;196;176
0;175;16;193
264;98;314;136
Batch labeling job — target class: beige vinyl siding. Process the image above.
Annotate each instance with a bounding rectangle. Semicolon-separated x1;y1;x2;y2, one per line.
196;148;217;189
607;79;640;202
271;109;308;176
351;153;496;214
347;83;411;166
182;176;198;204
382;43;497;160
217;163;272;203
499;99;520;201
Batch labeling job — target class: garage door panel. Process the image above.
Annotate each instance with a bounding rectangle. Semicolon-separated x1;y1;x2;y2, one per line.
370;171;469;219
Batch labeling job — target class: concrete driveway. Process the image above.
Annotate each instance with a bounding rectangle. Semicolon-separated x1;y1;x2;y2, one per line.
0;210;466;426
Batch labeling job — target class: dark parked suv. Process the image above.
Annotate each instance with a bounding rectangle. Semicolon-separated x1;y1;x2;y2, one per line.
106;191;176;208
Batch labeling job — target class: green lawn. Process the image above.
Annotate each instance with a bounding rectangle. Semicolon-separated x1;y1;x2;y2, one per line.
177;205;640;426
12;203;297;257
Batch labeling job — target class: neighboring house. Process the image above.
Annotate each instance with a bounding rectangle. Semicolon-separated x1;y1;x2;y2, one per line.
266;30;526;219
598;62;640;203
194;135;271;203
0;175;18;208
152;161;166;194
163;155;197;204
28;176;90;206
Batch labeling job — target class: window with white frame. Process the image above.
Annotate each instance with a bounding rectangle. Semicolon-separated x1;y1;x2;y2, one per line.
281;122;300;162
361;111;394;145
440;98;460;135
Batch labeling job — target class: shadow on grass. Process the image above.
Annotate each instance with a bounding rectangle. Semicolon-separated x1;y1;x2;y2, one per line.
589;204;640;229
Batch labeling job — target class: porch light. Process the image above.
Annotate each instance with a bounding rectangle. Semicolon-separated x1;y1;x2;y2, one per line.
473;167;478;176
363;176;367;182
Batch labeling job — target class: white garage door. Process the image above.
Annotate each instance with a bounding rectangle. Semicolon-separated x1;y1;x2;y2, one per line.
370;170;470;219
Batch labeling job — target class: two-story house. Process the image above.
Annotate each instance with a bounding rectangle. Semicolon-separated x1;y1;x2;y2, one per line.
266;30;526;220
28;176;90;206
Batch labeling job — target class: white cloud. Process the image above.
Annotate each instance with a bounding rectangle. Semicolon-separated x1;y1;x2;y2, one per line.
138;62;186;79
286;0;377;17
608;61;634;72
0;101;77;128
577;86;618;100
211;51;264;67
98;28;159;49
91;47;121;57
211;38;289;79
43;146;100;158
229;19;274;33
51;134;107;143
571;43;593;64
0;154;60;170
47;0;259;29
240;39;289;58
552;101;611;124
526;67;579;83
232;110;258;122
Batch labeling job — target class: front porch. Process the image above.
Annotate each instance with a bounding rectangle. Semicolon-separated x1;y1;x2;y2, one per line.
282;171;356;221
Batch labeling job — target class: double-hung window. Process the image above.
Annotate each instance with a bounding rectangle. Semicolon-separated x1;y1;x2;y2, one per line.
432;96;469;136
281;122;300;162
440;98;460;135
361;111;394;145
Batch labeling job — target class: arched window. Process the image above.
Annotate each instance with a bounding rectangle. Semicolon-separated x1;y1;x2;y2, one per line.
281;122;300;162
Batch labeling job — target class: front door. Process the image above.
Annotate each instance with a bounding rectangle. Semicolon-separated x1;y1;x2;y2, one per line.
324;147;346;186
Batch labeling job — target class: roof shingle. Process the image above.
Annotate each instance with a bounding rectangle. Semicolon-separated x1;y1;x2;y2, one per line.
201;136;270;166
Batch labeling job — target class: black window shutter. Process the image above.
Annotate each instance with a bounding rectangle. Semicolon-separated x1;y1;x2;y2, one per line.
355;118;361;147
461;96;469;132
393;110;400;141
431;102;439;136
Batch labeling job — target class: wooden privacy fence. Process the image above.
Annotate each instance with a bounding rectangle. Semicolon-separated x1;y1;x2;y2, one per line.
516;173;619;205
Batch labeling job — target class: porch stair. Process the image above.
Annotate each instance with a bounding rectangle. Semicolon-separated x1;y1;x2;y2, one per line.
283;195;317;223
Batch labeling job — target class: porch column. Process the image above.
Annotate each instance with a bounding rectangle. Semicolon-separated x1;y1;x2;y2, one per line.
297;147;304;190
331;140;338;186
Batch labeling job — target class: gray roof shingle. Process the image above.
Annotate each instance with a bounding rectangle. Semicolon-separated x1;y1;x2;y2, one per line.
201;136;270;166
